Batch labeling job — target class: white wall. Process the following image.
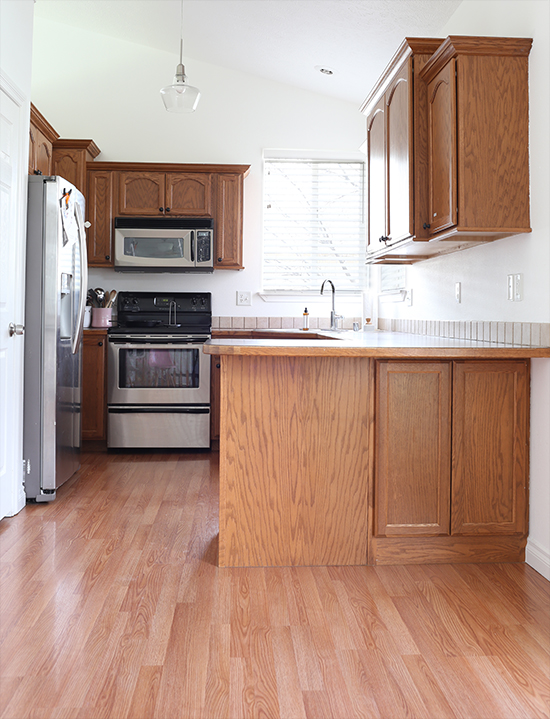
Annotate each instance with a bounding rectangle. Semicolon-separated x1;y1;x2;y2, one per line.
30;16;366;322
1;0;34;91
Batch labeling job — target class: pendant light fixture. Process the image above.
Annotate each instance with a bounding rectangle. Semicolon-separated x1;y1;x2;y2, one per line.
160;0;200;113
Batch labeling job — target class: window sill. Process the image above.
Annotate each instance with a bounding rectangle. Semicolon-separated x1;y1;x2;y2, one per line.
259;291;364;303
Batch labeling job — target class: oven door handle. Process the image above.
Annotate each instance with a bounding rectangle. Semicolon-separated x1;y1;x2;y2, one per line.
108;406;209;414
190;230;195;263
108;342;205;350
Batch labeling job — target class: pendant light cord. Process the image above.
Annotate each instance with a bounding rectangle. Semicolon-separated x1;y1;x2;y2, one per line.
179;0;184;65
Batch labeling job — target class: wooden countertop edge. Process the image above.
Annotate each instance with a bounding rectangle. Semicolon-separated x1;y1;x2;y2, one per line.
204;342;550;359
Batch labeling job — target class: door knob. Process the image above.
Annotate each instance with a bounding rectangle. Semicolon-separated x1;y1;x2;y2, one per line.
8;323;25;337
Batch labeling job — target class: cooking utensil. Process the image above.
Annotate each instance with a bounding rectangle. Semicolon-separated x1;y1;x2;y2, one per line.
106;289;117;308
94;288;106;307
87;289;98;307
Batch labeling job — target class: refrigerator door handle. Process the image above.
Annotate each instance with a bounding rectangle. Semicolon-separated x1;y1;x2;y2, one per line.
73;201;88;355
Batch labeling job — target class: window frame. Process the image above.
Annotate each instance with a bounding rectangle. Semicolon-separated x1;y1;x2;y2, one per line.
260;149;367;299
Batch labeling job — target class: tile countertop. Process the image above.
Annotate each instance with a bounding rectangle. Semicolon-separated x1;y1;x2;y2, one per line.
204;329;550;359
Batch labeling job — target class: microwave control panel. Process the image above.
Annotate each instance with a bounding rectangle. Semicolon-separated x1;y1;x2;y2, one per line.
196;231;212;264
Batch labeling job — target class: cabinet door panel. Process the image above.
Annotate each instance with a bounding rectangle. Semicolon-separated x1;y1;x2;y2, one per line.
31;126;53;177
53;149;83;192
375;361;451;537
214;174;244;268
118;171;165;215
87;170;114;265
427;59;457;234
452;361;528;536
166;173;212;215
366;98;386;253
82;333;107;440
387;62;413;244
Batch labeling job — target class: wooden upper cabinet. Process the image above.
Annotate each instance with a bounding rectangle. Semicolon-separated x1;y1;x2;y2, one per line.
375;361;451;537
361;39;441;260
118;171;166;215
29;104;58;177
386;62;413;245
451;361;529;537
213;173;245;269
52;139;100;194
118;171;213;216
427;59;457;234
86;169;114;266
420;36;532;241
166;173;212;215
87;162;249;268
365;98;386;253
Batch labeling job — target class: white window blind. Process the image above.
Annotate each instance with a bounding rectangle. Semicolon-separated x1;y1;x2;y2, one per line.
263;158;366;293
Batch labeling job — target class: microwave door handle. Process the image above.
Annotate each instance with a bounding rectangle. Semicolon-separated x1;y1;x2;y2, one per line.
190;231;195;263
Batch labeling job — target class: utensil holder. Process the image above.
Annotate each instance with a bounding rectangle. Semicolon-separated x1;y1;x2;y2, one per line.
84;306;92;328
91;307;112;328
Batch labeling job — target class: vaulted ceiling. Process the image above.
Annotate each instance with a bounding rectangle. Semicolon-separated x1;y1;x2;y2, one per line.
34;0;462;104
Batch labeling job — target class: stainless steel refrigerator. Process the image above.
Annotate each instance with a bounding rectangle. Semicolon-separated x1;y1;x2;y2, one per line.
23;176;88;501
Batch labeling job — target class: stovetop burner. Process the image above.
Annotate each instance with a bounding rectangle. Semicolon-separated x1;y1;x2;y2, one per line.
110;291;212;336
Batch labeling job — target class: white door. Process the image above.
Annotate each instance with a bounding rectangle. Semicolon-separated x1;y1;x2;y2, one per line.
0;76;28;518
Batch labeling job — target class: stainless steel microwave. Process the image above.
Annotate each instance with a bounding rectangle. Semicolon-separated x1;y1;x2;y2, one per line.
114;217;214;272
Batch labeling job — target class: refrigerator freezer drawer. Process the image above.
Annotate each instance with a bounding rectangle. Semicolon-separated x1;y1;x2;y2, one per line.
107;406;210;449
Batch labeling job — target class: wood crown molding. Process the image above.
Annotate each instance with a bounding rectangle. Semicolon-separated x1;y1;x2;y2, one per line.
87;161;251;176
359;37;443;115
420;35;533;83
30;103;59;142
53;138;101;159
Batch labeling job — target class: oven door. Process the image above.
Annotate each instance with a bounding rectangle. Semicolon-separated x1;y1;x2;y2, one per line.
108;340;210;405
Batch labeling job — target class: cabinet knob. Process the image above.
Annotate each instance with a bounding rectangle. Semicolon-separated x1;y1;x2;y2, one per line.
216;363;221;369
379;236;389;244
159;207;164;213
98;341;103;346
105;255;110;261
165;207;171;213
423;223;431;230
217;257;222;262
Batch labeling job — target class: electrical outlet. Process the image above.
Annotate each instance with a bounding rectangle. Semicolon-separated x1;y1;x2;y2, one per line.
236;290;251;306
455;282;461;303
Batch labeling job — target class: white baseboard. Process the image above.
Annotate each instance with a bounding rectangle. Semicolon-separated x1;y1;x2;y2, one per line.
526;538;550;580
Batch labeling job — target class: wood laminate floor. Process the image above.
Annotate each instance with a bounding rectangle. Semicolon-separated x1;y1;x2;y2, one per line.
0;450;549;719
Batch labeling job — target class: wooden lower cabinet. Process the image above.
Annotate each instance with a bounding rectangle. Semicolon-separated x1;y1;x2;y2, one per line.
82;331;108;440
371;359;529;565
452;361;528;536
375;361;451;537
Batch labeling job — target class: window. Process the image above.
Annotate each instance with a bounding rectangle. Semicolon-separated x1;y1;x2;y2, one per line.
263;156;366;294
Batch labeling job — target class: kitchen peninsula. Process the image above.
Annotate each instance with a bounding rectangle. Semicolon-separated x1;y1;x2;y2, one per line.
204;332;550;568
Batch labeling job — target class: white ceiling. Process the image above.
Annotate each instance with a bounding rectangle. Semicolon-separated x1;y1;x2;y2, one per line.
34;0;462;104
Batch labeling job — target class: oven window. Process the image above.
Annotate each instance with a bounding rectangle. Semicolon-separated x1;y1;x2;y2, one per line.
123;236;185;259
118;347;200;389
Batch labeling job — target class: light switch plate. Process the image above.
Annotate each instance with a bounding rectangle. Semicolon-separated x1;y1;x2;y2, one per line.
513;273;523;302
